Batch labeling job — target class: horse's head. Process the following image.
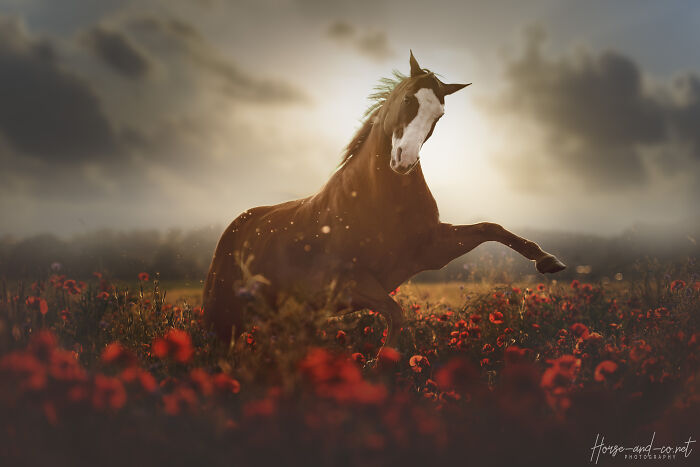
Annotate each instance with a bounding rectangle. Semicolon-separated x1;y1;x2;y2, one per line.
379;51;470;175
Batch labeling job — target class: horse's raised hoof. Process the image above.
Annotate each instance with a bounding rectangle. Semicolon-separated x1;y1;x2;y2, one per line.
536;255;566;274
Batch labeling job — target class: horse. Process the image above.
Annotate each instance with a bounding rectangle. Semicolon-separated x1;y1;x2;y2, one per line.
203;51;566;350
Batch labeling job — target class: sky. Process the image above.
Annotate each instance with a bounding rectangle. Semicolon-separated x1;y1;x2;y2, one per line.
0;0;698;236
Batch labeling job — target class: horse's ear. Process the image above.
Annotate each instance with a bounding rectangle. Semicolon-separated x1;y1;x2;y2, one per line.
409;50;422;77
443;82;471;95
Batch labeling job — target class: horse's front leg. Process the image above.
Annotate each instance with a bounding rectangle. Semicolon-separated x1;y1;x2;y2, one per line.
423;222;566;273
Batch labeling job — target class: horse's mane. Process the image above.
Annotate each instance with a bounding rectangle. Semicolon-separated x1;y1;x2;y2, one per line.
339;70;408;165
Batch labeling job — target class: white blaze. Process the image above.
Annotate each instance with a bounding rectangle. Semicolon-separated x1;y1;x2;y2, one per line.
390;87;444;174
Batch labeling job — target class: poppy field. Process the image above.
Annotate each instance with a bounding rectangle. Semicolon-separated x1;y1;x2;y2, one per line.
1;266;698;466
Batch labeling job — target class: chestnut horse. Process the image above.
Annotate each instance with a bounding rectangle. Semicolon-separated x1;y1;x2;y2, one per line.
203;52;566;348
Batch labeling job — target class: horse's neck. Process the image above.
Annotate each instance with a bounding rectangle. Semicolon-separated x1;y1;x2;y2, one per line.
340;124;439;220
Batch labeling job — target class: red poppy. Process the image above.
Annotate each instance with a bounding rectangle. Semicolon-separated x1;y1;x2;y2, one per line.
570;279;580;289
121;367;157;393
101;342;137;368
569;323;590;339
489;311;504;324
377;347;400;368
351;353;366;365
151;329;193;364
670;279;686;291
335;330;347;345
496;334;506;347
25;296;48;315
504;345;529;364
409;355;430;373
482;344;494;354
212;373;241;394
92;375;127;410
96;291;110;300
138;272;150;281
594;360;619;382
434;358;478;392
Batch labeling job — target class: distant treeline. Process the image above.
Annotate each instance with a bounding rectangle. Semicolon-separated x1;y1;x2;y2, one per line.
0;219;698;283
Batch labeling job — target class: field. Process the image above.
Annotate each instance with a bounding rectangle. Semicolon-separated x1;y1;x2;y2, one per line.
1;271;698;466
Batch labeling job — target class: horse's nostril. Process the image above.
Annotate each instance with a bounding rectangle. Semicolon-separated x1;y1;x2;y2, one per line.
397;147;402;162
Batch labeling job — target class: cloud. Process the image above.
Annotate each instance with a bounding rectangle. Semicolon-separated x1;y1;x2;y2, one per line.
327;20;354;39
83;25;151;79
488;27;700;192
128;16;309;104
326;20;394;61
0;16;119;164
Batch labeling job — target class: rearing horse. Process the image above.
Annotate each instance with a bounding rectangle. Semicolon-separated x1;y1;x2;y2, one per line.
203;51;566;348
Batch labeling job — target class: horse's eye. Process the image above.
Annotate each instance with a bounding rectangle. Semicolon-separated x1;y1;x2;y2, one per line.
403;95;411;104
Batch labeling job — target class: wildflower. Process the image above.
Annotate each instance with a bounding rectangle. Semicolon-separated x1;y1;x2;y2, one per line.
92;375;127;410
434;358;478;392
482;343;494;354
121;367;157;393
138;272;150;281
541;355;581;412
594;360;619;382
50;350;86;382
489;311;504;324
25;296;49;316
629;340;651;362
0;351;47;390
151;329;193;364
162;386;198;415
469;314;481;323
336;330;347;345
569;322;590;339
537;283;545;291
504;346;529;364
212;373;241;394
670;279;686;291
377;347;400;368
101;342;137;368
97;291;110;300
189;368;213;396
570;279;580;289
496;334;506;347
351;353;366;365
409;355;430;374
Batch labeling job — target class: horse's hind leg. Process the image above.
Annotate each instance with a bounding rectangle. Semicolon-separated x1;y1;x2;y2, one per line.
424;222;566;273
348;274;404;354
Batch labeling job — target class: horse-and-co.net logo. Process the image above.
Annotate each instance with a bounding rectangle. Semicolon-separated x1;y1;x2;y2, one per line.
590;432;695;464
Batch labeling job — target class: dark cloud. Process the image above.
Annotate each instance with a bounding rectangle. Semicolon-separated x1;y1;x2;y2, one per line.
83;26;151;79
128;16;309;104
492;27;700;191
668;74;700;158
326;20;394;62
0;16;119;163
327;20;354;39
